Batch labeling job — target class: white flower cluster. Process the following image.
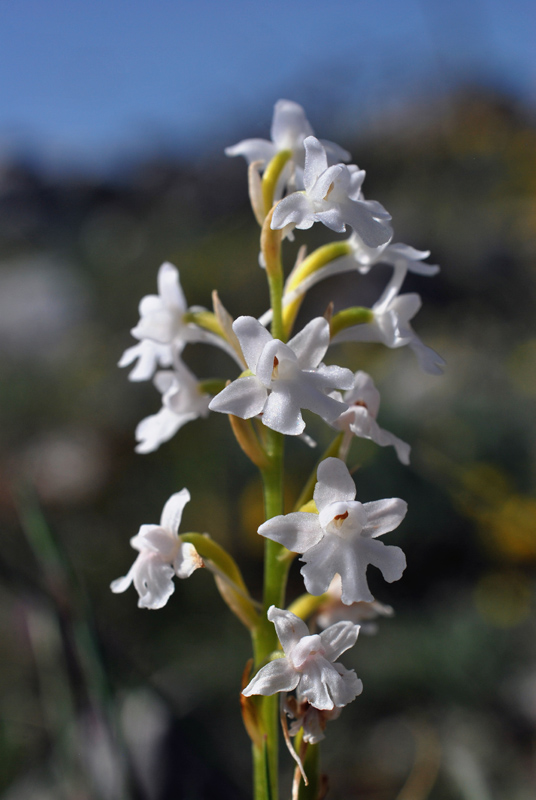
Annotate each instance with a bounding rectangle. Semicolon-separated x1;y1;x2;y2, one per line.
112;100;444;754
118;261;241;453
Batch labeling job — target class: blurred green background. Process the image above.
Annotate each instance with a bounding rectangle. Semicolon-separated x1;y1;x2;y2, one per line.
1;3;536;799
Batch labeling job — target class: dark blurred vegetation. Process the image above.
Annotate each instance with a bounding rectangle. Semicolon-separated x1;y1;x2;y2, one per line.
0;87;535;799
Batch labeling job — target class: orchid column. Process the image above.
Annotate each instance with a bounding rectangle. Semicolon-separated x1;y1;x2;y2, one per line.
112;99;444;800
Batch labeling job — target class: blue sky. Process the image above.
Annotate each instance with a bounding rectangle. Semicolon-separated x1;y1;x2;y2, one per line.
0;0;533;170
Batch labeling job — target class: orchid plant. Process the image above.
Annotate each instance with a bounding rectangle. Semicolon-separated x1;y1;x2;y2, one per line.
112;99;443;800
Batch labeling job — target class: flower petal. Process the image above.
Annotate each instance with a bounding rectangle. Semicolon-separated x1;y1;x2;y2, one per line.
137;295;161;317
255;339;294;387
225;138;276;164
175;541;203;578
301;534;373;603
287;317;329;369
130;524;162;552
209;376;267;419
358;538;406;584
157;262;187;313
346;371;380;417
309;164;345;203
314;458;356;512
268;606;310;654
330;322;384;346
135;407;196;454
303;137;328;193
343;201;393;248
110;569;134;594
320;139;351;164
387;293;422;322
233;316;273;373
160;488;191;534
409;339;446;375
128;552;176;610
315;364;355;392
362;498;407;538
319;621;360;662
328;662;363;707
261;385;305;435
292;374;349;425
271;192;314;230
242;658;299;697
313;207;347;233
298;659;334;710
271;100;313;150
137;527;177;558
119;341;173;382
299;541;339;598
258;512;323;553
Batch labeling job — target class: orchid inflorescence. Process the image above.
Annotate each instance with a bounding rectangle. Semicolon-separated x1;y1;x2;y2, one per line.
112;99;443;799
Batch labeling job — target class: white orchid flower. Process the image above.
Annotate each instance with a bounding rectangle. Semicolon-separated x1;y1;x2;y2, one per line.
332;371;410;464
130;261;190;345
242;606;362;711
208;316;353;436
225;99;350;195
271;137;392;248
135;361;211;454
258;458;407;604
111;489;203;609
332;291;445;375
348;235;439;277
120;261;239;381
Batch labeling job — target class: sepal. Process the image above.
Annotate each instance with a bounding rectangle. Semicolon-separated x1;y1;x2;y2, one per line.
212;291;248;368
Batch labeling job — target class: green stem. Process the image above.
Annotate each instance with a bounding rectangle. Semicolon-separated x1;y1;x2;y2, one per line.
250;195;290;800
298;743;320;800
251;429;287;800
